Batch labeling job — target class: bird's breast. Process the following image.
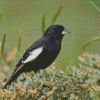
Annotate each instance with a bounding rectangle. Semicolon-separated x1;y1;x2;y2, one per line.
44;41;61;58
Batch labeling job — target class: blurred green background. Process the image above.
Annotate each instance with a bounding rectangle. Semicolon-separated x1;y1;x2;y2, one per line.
0;0;100;70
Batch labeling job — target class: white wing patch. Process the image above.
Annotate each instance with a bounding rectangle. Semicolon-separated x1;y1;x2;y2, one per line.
22;47;43;63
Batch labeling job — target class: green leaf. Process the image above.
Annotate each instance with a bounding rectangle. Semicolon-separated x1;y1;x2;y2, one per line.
82;36;100;52
1;33;6;56
49;5;63;26
41;13;46;34
17;31;22;53
0;11;2;22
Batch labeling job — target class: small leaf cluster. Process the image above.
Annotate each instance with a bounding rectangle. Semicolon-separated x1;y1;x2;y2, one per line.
0;64;96;100
79;53;100;99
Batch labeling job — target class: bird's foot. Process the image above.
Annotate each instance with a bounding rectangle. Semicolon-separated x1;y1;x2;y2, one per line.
26;72;34;78
40;76;42;78
43;70;48;78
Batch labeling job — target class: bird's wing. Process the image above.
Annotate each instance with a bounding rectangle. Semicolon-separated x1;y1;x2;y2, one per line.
22;46;43;63
12;46;43;76
12;37;46;76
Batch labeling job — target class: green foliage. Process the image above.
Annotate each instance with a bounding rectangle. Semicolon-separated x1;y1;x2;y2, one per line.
79;53;100;81
49;5;63;26
0;65;96;100
0;33;6;56
0;11;2;22
17;31;22;53
79;53;100;100
41;13;46;34
82;36;100;52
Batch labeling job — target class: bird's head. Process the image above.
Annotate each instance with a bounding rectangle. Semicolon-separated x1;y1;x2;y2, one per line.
44;25;70;41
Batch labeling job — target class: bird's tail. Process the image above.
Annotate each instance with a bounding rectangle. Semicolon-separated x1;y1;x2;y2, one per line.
2;63;24;89
2;70;22;89
2;76;14;89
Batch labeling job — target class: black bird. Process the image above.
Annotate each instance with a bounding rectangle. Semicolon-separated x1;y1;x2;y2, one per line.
2;25;70;89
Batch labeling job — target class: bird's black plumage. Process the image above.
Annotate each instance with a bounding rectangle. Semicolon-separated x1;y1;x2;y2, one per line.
2;25;70;89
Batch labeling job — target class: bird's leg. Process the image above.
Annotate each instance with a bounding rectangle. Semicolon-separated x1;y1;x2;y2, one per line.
40;76;42;78
26;72;34;78
44;70;47;78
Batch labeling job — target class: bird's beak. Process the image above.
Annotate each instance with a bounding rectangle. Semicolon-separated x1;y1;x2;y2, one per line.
62;28;70;35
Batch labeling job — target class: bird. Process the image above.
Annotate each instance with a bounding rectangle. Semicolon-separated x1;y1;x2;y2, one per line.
2;24;70;89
